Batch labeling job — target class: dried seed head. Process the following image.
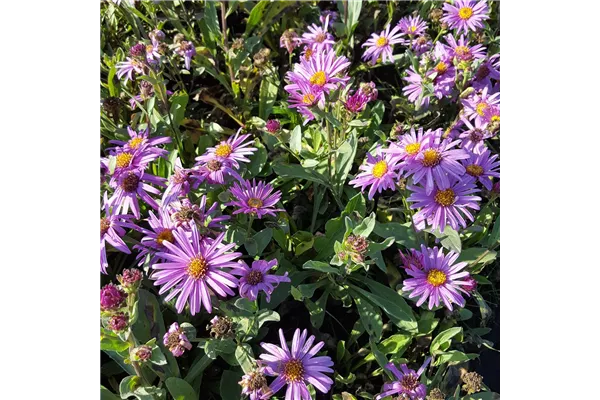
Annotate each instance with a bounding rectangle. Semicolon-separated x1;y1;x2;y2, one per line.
209;316;235;339
462;372;484;395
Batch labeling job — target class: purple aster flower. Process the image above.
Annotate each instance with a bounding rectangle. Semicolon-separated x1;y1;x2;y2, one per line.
133;208;181;266
427;58;456;99
163;322;192;357
320;10;338;27
108;170;166;219
240;368;270;400
402;66;430;109
471;54;500;91
376;358;431;400
280;29;299;54
193;157;241;185
162;158;201;207
116;57;146;84
175;40;196;70
441;0;490;35
343;87;371;113
109;126;171;159
232;259;290;302
227;179;284;219
350;147;402;200
461;147;500;191
361;24;404;65
286;80;324;124
384;127;433;164
298;16;335;52
411;35;432;56
149;29;165;47
151;223;241;315
285;49;351;94
101;192;134;274
404;130;469;195
408;178;481;233
457;117;493;152
101;283;127;311
167;197;230;237
402;245;473;310
441;34;486;62
260;328;334;400
397;15;428;38
483;105;500;130
196;129;257;169
462;86;500;125
399;248;425;271
129;80;173;109
265;119;281;134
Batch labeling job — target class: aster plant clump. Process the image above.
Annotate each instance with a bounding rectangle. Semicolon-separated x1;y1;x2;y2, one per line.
100;2;500;399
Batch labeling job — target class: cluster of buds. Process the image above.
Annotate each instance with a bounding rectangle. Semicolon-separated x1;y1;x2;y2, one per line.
339;235;370;264
208;316;235;339
426;388;445;400
117;268;143;292
231;38;245;51
100;283;130;333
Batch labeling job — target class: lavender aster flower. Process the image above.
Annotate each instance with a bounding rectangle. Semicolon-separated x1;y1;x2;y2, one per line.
320;10;338;27
286;80;324;124
471;54;500;91
108;170;166;218
175;40;196;70
162;158;201;207
462;86;500;125
227;179;284;219
350;147;402;200
376;358;431;400
196;129;257;168
457;117;493;152
441;34;486;62
402;245;473;310
168;197;229;234
362;24;404;65
285;49;350;94
461;147;500;190
240;368;271;400
441;0;490;35
402;67;430;109
404;130;469;195
133;208;180;266
260;328;334;400
149;29;165;47
116;55;146;83
151;223;241;315
408;178;481;233
298;16;335;52
101;192;134;274
411;35;433;56
194;157;241;185
232;259;290;302
109;126;171;161
399;248;425;271
427;58;456;99
397;15;428;38
384;127;433;164
163;322;192;357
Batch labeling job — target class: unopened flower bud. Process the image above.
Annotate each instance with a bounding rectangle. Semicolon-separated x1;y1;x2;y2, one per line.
129;43;146;58
232;38;244;51
134;345;153;362
265;119;281;134
430;9;443;23
463;277;477;293
253;48;271;68
117;268;143;291
107;312;129;332
279;29;299;54
101;283;127;311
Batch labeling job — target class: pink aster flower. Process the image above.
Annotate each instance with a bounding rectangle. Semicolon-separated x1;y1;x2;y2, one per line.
162;158;201;207
196;129;257;169
265;119;281;134
232;259;290;302
193;157;241;185
285;49;351;94
402;66;430;109
441;0;490;35
384;127;434;164
108;126;171;163
133;208;181;266
462;86;500;125
101;192;135;274
441;34;486;62
163;322;192;357
427;57;456;99
376;358;431;400
101;283;127;311
227;179;284;219
361;24;404;65
461;147;500;191
402;245;473;310
151;223;241;315
350;147;402;200
297;16;335;52
397;15;428;39
108;169;166;219
286;79;325;124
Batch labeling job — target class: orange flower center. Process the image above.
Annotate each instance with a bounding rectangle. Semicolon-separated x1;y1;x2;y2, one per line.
405;142;421;156
376;37;389;47
434;188;456;207
247;197;263;208
116;152;133;169
304;48;313;61
302;93;315;104
187;256;208;280
156;229;174;245
435;61;448;75
128;137;144;149
283;359;304;382
466;164;484;177
454;46;470;58
422;149;442;167
215;143;233;158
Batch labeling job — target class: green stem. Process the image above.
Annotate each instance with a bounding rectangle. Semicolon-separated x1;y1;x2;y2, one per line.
184;354;213;384
246;214;255;239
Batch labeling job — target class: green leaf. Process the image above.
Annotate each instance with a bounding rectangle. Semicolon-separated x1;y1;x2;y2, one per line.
184;355;213;384
100;335;129;352
457;248;497;266
245;0;269;35
200;0;221;51
430;327;463;355
235;298;258;313
334;132;358;192
345;0;363;38
257;309;280;328
373;222;418;248
306;290;329;329
303;260;341;275
360;334;412;363
247;228;272;256
360;279;417;332
259;71;279;120
428;226;462;253
368;340;393;380
353;212;376;238
101;386;121;400
292;231;314;256
165;377;198;400
220;370;244;400
169;92;188;128
433;350;478;366
235;344;255;374
272;162;328;186
290;125;302;154
355;297;383;340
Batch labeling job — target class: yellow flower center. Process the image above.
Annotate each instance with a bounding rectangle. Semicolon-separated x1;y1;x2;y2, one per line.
458;7;473;20
422;149;442;167
215;143;233;158
116;152;134;169
427;269;447;287
376;37;389;48
476;102;488;116
434;188;456;207
247;197;263;208
309;71;327;86
128;137;144;149
372;160;388;178
304;48;313;61
283;359;304;382
466;164;484;177
409;26;417;33
435;61;448;75
187;256;209;280
405;142;421;156
454;46;470;58
491;115;500;123
302;93;315;104
156;229;174;245
101;218;111;235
